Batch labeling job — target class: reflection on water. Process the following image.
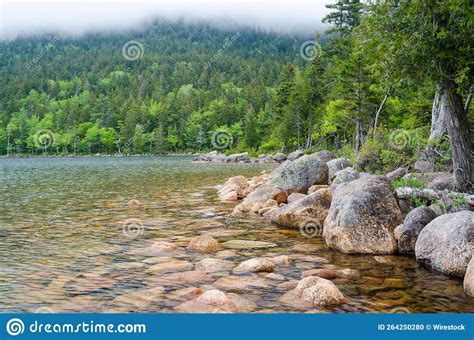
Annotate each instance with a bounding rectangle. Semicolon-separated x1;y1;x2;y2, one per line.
0;156;472;313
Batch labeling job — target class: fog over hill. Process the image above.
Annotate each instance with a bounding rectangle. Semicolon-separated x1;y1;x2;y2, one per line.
0;0;330;40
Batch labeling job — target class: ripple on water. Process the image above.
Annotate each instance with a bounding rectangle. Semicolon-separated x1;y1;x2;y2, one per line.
0;156;473;313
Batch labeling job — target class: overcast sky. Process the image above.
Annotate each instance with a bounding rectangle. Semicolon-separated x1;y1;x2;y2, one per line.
0;0;331;40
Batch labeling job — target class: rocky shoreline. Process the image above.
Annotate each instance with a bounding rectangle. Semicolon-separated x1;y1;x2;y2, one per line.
215;150;474;300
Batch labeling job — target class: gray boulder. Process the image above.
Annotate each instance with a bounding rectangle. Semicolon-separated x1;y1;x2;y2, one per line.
397;206;437;254
323;175;403;254
327;157;350;180
232;184;288;215
264;189;332;229
385;167;407;182
312;150;337;162
272;153;287;163
287;150;305;161
412;160;435;173
330;167;360;192
415;210;474;276
464;258;474;297
226;152;251;163
287;193;308;204
271;155;329;194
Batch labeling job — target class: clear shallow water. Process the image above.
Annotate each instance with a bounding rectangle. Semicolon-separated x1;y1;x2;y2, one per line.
0;156;472;313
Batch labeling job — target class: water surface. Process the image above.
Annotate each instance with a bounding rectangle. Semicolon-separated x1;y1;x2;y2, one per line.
0;156;472;313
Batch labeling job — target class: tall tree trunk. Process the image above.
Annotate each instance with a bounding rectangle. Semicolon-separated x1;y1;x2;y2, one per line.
429;86;448;141
373;86;391;133
464;85;473;113
354;121;363;152
441;78;473;192
423;86;448;162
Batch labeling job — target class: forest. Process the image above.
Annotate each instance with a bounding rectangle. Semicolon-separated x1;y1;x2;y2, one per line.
0;0;472;191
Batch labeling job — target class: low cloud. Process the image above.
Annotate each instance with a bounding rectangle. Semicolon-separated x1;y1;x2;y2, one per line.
0;0;331;40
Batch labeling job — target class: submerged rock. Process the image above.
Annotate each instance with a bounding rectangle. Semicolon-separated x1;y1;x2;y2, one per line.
195;258;235;273
415;210;474;276
271;155;329;194
397;206;437;254
233;257;276;273
323;175;403;254
175;289;237;313
187;236;221;254
221;240;277;249
283;276;346;308
214;275;269;291
146;258;193;274
301;269;337;280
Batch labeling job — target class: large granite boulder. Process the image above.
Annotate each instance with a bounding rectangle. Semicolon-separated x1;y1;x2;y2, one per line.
312;150;337;162
218;176;249;201
323;175;403;254
327;158;350;180
271;155;328;194
397;206;437;254
272;152;287;163
464;258;474;297
415;210;474;276
329;167;360;192
232;184;288;215
264;189;332;230
225;152;251;163
287;150;304;161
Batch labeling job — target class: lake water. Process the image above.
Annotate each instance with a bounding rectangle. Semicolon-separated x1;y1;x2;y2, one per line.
0;156;472;313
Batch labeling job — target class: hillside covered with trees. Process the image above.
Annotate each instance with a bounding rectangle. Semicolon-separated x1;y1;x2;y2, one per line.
0;0;472;191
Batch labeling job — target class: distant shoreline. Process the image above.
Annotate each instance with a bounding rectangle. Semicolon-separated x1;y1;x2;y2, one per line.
0;153;199;159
